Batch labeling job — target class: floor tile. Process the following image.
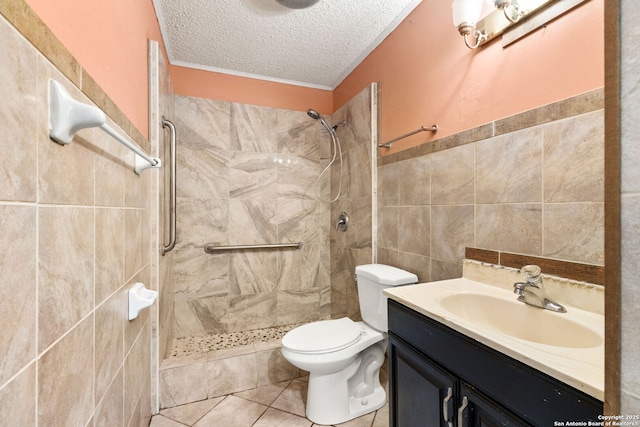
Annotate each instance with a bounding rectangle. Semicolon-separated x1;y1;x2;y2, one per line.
193;396;267;427
270;380;307;417
160;397;224;426
335;412;375;427
150;415;188;427
253;407;313;427
233;380;290;406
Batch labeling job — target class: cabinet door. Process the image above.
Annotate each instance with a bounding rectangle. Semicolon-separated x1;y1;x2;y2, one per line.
389;334;458;427
458;383;531;427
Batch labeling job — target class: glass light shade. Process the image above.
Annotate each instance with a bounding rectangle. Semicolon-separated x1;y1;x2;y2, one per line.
276;0;320;9
452;0;484;27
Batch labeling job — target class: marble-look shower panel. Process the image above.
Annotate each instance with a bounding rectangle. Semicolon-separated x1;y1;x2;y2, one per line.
173;96;331;339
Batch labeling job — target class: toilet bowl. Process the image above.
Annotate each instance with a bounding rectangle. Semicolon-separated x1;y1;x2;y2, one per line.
280;264;418;425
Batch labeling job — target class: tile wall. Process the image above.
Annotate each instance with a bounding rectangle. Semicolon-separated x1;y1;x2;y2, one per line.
0;12;155;427
148;40;176;413
329;85;376;320
171;96;332;338
377;90;605;282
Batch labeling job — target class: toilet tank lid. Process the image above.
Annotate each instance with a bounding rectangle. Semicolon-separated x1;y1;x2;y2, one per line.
355;264;418;286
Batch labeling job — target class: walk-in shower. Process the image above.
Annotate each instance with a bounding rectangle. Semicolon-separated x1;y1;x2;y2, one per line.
307;108;345;202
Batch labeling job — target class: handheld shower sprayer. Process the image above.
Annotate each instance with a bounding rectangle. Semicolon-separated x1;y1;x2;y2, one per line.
307;109;335;136
307;108;344;202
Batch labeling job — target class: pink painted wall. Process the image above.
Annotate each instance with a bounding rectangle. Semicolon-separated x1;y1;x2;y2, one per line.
170;65;333;114
334;0;604;154
25;0;603;151
25;0;165;139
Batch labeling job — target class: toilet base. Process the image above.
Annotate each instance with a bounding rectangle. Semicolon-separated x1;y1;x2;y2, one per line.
305;340;387;425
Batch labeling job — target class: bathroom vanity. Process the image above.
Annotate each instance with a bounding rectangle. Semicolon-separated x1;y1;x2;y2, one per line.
384;271;604;427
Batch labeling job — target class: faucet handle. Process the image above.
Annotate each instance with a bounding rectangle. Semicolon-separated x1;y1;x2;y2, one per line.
521;265;541;283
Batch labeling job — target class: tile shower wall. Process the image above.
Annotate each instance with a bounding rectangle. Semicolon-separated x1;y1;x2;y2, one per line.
172;96;331;338
377;91;604;282
148;39;176;413
329;85;376;320
0;13;154;427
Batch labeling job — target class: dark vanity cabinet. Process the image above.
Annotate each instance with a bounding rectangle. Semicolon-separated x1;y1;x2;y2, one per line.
387;300;603;427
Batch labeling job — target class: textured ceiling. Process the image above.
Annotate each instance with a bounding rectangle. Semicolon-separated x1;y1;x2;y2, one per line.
153;0;422;90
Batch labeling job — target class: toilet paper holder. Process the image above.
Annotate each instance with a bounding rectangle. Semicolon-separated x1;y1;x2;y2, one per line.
128;282;158;321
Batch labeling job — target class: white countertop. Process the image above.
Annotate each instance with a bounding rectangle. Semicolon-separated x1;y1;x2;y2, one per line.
384;278;604;400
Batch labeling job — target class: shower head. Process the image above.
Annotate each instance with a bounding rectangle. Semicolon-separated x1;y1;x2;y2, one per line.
307;109;321;120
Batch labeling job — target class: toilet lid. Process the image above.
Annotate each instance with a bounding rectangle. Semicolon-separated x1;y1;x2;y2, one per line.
282;318;362;354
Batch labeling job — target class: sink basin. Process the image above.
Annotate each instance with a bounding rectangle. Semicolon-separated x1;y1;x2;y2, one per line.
439;293;602;348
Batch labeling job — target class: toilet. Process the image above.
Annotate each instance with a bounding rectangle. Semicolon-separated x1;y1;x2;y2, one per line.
280;264;418;425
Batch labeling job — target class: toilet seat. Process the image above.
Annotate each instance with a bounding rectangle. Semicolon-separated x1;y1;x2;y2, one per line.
282;317;362;354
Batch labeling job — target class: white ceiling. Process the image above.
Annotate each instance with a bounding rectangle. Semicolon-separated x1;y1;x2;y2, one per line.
153;0;422;90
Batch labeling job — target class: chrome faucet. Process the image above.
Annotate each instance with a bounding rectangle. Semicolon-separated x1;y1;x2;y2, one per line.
513;265;566;313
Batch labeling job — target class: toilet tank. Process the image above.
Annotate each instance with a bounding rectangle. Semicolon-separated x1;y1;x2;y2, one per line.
355;264;418;332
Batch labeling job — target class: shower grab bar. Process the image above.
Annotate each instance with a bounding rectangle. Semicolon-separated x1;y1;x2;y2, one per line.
378;124;438;150
204;242;303;253
162;117;177;256
48;79;161;174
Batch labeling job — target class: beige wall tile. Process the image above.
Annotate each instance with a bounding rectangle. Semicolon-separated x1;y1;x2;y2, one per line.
39;206;94;350
398;155;430;206
173;296;228;338
160;362;208;409
0;16;37;202
231;103;278;153
255;348;300;387
125;209;142;282
398;206;430;255
0;363;36;426
378;206;398;250
38;315;94;427
94;128;127;207
124;321;151;423
175;96;231;150
476;128;543;204
95;368;124;427
177;144;230;200
476;204;542;255
544;203;604;265
207;354;258;397
228;293;277;331
95;291;125;403
396;252;430;283
377;164;399;207
95;208;125;304
543;110;604;203
276;290;320;325
173;249;229;300
0;205;36;384
431;205;474;262
431;144;475;205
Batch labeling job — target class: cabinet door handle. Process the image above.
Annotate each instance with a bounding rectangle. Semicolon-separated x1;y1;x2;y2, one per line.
442;386;453;427
457;396;469;427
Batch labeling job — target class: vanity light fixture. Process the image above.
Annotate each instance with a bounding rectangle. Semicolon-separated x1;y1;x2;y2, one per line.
453;0;555;49
452;0;487;49
490;0;535;23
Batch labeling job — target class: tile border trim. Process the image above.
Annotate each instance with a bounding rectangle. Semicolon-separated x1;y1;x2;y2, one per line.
465;247;605;286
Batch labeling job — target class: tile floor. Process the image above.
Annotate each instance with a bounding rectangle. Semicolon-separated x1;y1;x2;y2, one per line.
149;376;389;427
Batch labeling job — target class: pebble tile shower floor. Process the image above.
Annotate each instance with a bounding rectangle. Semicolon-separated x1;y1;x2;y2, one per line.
150;375;389;427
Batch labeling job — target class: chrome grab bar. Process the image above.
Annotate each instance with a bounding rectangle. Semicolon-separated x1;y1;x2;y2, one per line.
204;242;303;253
162;117;177;256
